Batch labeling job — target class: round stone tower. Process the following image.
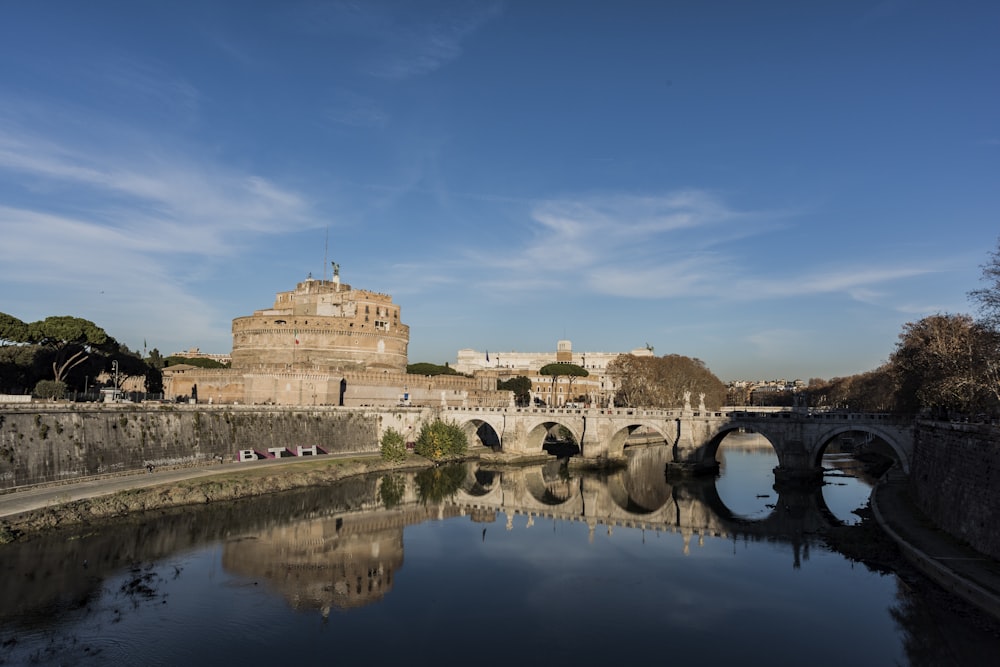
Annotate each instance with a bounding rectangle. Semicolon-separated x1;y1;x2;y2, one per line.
230;274;409;373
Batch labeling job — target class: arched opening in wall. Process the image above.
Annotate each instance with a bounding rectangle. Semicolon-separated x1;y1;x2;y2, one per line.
817;430;897;525
623;425;668;448
339;379;347;407
470;421;501;451
540;422;580;459
713;428;779;519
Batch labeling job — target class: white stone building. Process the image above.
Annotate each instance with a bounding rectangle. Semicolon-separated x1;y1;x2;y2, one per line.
455;340;655;407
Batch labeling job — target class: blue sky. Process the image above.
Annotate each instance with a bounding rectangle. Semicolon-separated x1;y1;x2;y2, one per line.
0;1;997;381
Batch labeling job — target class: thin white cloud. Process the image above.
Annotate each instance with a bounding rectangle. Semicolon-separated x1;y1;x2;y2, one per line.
453;190;756;295
323;89;390;128
741;265;936;299
292;0;502;80
0;126;312;241
96;58;202;119
0;110;318;351
365;2;503;79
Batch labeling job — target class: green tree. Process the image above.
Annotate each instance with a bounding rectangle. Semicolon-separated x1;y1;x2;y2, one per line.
26;316;111;385
497;376;532;406
414;419;468;461
0;313;29;344
407;362;464;376
147;348;165;370
164;355;228;369
34;379;66;400
380;427;408;463
539;363;589;406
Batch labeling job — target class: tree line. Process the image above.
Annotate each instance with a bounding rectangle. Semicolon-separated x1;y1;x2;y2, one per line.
0;314;225;400
758;240;1000;418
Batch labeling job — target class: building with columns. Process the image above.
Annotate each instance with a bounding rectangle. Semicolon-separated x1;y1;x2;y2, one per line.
455;341;655;407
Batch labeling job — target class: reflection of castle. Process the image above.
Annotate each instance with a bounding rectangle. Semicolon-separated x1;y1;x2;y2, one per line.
221;505;464;615
163;271;506;407
222;517;403;613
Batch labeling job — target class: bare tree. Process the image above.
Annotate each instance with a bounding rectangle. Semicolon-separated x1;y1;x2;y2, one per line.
969;236;1000;330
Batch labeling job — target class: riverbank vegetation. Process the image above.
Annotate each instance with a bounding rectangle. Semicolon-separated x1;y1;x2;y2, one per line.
414;419;468;461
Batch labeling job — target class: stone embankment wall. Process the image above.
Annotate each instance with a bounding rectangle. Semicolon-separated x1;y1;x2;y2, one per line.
0;404;380;491
910;421;1000;560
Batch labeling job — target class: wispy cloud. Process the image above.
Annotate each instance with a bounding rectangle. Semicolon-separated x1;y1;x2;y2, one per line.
292;0;503;79
741;265;938;299
456;190;756;295
323;89;390;128
0;125;312;243
96;58;202;120
0;112;316;348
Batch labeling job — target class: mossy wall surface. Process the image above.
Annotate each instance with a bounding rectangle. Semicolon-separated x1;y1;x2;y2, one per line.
0;405;379;489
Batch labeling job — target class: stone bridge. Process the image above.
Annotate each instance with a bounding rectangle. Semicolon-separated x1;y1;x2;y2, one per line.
421;405;915;486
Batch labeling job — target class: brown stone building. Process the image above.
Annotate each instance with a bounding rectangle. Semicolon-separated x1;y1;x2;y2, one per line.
163;272;506;407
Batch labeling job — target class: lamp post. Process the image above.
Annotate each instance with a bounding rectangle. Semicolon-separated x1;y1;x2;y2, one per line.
111;360;119;399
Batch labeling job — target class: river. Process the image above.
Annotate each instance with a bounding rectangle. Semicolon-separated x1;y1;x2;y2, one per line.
1;433;998;666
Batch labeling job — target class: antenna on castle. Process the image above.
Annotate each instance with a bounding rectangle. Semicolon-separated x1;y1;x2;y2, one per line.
323;225;329;281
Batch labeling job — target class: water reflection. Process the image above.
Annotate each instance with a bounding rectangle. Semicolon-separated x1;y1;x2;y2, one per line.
1;447;997;666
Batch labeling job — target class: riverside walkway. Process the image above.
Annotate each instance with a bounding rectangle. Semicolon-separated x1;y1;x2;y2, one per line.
1;454;998;622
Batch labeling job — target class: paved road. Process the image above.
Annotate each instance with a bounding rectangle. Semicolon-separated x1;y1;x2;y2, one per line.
872;468;1000;621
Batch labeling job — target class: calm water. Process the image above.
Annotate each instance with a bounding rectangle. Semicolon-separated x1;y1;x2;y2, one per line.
1;434;998;666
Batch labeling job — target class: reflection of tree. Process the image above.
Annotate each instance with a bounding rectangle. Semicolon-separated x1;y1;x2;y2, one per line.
415;464;466;503
379;474;405;509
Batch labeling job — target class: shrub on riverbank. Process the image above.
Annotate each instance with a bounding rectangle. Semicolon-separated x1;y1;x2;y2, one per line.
413;419;467;461
380;427;408;463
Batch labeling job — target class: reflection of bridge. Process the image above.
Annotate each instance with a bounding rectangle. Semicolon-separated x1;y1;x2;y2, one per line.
444;454;839;562
427;406;914;485
218;454;855;612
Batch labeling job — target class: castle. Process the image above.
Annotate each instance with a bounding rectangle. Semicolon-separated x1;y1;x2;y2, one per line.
163;271;502;407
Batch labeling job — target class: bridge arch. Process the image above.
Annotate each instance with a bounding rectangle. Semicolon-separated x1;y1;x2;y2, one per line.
521;418;584;456
705;424;780;460
604;420;674;459
453;415;505;451
810;424;911;473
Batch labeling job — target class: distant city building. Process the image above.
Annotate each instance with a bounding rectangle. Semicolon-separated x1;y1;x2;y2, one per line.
455;340;655;407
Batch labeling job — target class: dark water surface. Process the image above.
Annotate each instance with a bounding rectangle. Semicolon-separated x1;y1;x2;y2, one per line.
2;435;998;666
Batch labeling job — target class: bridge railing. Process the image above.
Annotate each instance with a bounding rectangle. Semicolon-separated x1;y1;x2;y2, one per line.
725;408;914;423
